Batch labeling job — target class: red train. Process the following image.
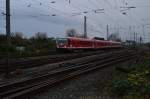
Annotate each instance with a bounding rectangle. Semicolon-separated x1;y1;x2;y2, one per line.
56;37;122;51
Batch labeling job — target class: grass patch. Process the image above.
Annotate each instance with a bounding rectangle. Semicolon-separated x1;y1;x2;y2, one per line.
106;54;150;99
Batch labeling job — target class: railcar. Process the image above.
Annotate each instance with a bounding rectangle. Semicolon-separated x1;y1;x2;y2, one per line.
56;37;122;51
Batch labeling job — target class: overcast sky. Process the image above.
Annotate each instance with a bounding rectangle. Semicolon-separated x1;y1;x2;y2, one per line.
0;0;150;42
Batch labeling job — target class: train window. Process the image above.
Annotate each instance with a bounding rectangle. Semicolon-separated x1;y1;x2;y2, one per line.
56;38;68;45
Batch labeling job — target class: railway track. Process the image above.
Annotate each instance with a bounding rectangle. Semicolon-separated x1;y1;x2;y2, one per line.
0;50;139;99
0;50;109;73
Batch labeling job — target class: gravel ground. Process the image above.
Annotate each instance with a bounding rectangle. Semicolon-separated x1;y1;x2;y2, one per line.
29;65;117;99
27;57;138;99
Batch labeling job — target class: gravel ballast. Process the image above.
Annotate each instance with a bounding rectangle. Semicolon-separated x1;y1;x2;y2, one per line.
30;65;116;99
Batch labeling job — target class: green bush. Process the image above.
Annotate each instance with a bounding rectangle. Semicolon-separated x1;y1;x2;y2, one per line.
0;33;56;58
111;79;132;96
143;83;150;95
127;71;145;87
108;57;150;98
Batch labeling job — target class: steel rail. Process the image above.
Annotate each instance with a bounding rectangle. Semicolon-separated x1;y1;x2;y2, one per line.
0;51;138;98
4;54;137;99
0;50;107;73
0;50;130;90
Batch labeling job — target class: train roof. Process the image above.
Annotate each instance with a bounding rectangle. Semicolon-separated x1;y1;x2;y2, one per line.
67;37;91;41
58;37;121;44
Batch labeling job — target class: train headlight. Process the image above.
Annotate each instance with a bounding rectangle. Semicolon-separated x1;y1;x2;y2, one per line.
64;45;66;48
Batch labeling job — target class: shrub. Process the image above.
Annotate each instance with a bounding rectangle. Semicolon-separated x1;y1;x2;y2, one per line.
143;83;150;95
111;79;132;96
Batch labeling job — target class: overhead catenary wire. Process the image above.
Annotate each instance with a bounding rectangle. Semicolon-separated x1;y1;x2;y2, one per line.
1;0;149;41
87;0;102;9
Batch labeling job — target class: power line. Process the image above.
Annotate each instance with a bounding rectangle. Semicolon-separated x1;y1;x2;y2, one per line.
87;0;101;9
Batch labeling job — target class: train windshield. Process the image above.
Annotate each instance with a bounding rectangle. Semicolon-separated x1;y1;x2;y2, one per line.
56;38;68;45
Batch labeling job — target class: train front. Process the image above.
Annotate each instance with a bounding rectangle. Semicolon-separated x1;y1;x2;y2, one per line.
56;38;68;51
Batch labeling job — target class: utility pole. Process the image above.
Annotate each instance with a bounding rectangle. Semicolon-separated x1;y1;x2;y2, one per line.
140;36;142;45
133;32;136;47
135;33;138;43
5;0;11;78
84;16;87;38
133;32;135;42
142;25;145;43
107;25;109;40
129;26;132;41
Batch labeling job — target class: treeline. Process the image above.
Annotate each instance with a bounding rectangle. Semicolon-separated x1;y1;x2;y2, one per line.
0;32;56;58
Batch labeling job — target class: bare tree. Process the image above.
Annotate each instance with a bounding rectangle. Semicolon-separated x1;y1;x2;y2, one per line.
11;32;23;39
34;32;48;39
66;29;77;37
12;32;23;39
108;33;121;42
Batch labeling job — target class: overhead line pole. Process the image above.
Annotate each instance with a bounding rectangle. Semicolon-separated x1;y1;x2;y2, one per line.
107;25;109;40
142;25;145;43
134;32;135;42
84;16;87;38
5;0;11;78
